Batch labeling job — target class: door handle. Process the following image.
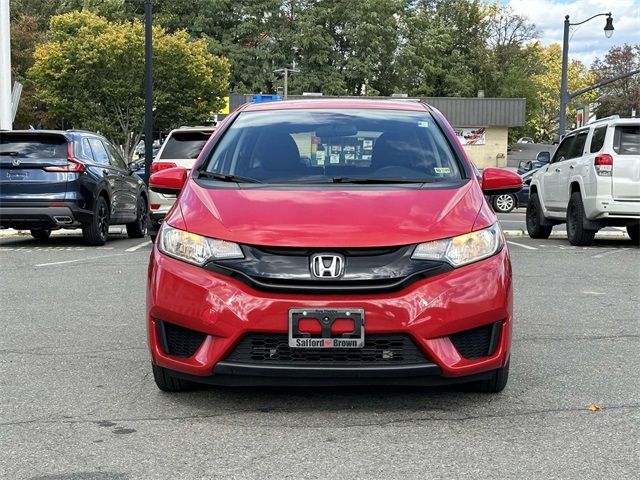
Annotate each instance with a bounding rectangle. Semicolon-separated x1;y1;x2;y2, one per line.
102;169;110;175
555;168;561;173
569;165;575;169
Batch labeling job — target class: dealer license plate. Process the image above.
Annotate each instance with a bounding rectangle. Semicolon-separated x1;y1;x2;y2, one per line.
288;308;365;349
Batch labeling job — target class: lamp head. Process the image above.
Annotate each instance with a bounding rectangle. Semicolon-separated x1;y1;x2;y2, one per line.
604;15;614;39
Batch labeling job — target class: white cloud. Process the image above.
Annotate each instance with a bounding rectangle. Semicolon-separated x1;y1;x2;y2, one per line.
507;0;640;67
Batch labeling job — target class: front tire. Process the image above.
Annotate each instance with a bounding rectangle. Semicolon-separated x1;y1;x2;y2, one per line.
465;359;510;393
126;196;148;239
566;192;596;246
526;192;552;239
627;222;639;245
492;194;516;213
82;196;109;246
152;364;194;392
30;228;51;240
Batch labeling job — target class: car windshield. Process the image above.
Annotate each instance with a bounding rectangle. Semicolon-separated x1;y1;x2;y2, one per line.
201;109;463;184
160;131;212;160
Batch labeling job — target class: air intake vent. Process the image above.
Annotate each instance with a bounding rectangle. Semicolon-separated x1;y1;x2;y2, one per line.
156;321;206;357
449;322;501;359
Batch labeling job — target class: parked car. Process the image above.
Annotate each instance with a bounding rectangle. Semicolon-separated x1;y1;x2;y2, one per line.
490;169;535;213
517;151;550;174
0;130;148;245
517;137;534;144
146;99;522;392
527;117;640;245
148;126;215;240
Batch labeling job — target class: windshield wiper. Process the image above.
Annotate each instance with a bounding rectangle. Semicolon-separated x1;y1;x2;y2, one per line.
197;171;262;183
329;177;433;184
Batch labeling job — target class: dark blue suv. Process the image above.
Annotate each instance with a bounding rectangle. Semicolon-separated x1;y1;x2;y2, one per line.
0;130;148;245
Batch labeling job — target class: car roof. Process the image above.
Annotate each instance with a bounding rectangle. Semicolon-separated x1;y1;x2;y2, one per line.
168;126;216;134
240;99;431;113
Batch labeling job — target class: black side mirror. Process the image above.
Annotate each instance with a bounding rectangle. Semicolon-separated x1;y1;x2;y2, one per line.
128;160;142;172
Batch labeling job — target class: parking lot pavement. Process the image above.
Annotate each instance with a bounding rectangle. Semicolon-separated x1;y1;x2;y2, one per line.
497;209;630;238
1;232;639;479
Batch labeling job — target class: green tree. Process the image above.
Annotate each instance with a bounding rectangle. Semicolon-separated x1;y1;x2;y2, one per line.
592;44;640;118
28;11;229;158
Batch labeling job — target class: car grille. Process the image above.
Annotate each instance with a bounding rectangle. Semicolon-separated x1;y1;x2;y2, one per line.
225;334;428;365
157;321;207;357
449;322;501;359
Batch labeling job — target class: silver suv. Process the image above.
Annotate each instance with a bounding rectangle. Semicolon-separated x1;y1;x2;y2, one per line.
527;116;639;245
148;126;215;240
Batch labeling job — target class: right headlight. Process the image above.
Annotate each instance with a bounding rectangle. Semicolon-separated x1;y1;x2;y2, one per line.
411;223;502;267
158;224;243;266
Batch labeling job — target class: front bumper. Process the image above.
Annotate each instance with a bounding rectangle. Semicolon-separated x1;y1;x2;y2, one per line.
147;246;513;386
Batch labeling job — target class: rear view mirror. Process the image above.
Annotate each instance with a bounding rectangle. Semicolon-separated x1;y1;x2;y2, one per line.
315;124;358;138
149;167;188;194
481;168;522;195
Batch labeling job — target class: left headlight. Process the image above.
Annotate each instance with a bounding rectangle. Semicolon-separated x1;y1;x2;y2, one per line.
158;224;244;266
411;223;502;267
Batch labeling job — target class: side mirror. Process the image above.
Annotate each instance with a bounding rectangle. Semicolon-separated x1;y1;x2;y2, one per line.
149;167;188;194
128;160;142;172
481;167;523;195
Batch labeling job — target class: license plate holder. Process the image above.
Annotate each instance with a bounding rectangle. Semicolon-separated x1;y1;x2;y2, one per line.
288;308;365;349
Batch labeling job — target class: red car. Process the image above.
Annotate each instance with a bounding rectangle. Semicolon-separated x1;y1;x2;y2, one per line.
147;100;521;392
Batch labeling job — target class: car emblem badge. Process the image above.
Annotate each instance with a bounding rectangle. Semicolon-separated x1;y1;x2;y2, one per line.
12;158;21;166
310;254;345;279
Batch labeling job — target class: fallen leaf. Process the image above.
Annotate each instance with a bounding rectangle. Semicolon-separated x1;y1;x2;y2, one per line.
587;403;602;412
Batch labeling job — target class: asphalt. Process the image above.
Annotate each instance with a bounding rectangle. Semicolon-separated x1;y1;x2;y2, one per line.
0;230;638;479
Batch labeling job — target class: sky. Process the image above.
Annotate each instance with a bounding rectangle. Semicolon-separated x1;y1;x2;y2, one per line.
506;0;640;67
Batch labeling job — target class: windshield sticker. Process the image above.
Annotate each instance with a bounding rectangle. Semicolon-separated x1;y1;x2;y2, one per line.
418;121;429;128
434;167;451;174
316;151;325;165
330;154;340;164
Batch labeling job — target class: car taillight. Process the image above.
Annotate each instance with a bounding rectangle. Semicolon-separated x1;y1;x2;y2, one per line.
150;162;177;174
594;154;613;176
43;143;86;172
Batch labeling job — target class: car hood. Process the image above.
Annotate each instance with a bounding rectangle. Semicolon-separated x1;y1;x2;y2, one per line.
173;180;488;248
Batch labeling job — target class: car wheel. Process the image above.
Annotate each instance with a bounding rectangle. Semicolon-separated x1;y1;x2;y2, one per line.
627;222;639;245
30;228;52;240
492;194;516;213
526;193;552;239
126;196;148;239
152;363;194;392
464;359;509;393
82;196;109;246
566;192;596;246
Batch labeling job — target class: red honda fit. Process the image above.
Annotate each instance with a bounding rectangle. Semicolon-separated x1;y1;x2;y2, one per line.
147;100;521;392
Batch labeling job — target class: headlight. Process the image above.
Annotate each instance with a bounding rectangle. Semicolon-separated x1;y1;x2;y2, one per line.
411;224;502;267
158;224;243;266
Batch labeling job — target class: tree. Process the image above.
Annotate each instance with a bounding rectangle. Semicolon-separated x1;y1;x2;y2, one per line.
28;11;229;158
592;44;640;118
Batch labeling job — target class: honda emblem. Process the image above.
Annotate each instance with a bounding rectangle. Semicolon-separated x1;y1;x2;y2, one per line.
310;253;345;279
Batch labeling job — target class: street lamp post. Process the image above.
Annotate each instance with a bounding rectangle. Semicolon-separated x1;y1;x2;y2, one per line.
144;0;153;185
559;12;614;137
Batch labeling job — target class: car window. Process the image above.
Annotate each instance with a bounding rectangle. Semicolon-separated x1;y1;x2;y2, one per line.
590;126;607;153
552;135;574;163
203;109;463;183
0;134;68;159
104;142;127;170
78;138;95;162
536;151;550;163
87;138;110;165
613;125;640;155
159;131;213;160
568;131;588;159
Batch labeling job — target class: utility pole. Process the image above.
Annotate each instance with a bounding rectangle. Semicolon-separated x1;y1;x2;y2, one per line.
0;0;12;130
274;61;299;100
144;0;153;185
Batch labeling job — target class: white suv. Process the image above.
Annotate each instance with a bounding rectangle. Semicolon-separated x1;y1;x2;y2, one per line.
527;116;639;245
148;126;215;240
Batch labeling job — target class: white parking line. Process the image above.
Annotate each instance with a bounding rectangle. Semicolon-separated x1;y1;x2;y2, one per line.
507;241;538;250
35;253;128;267
592;248;628;259
125;241;152;252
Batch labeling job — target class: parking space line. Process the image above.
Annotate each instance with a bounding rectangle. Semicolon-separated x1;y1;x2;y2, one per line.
35;253;128;267
125;241;152;252
507;241;538;250
592;248;628;259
